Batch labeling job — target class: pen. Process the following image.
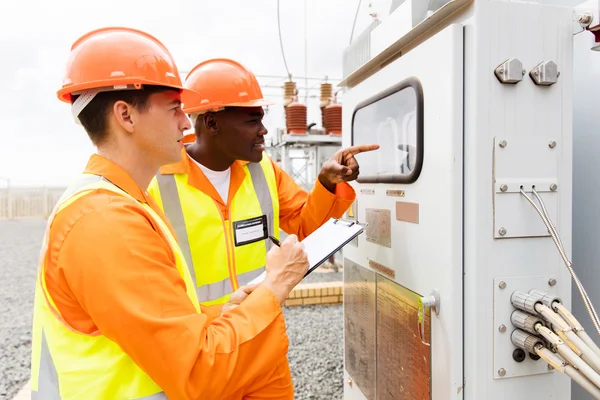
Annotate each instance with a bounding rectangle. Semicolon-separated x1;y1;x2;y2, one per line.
268;235;281;247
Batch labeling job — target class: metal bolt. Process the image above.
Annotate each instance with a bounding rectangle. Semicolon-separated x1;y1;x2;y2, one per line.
549;141;557;149
499;140;507;148
497;68;505;74
550;183;558;192
500;184;508;192
533;70;540;76
522;69;526;76
499;227;507;236
347;378;353;388
548;364;554;371
549;278;557;286
499;324;507;333
557;71;561;77
498;368;506;377
499;281;507;289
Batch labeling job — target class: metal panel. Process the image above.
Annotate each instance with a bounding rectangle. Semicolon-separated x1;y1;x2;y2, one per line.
365;208;392;247
344;259;377;400
492;275;559;379
493;137;559;239
376;274;431;400
343;23;464;399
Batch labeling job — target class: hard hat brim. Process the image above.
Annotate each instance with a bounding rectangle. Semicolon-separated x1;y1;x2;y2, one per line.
183;98;274;114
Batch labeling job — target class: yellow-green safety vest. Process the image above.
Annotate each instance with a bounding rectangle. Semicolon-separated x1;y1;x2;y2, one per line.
148;155;280;306
30;174;199;399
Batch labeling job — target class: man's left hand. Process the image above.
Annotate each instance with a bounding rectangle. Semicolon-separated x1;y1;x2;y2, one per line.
220;285;257;315
318;144;380;192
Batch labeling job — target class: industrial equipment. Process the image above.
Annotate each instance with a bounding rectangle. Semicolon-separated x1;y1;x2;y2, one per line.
339;0;600;398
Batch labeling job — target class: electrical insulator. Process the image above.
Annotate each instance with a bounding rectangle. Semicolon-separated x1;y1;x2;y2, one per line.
324;104;342;135
283;81;297;107
285;102;307;135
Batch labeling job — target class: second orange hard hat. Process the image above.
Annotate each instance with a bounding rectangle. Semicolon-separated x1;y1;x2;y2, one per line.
183;58;273;114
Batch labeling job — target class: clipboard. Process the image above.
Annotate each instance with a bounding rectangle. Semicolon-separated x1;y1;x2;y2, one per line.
248;218;367;285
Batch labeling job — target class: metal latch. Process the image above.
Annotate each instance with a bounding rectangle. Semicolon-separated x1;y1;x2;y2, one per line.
418;290;440;347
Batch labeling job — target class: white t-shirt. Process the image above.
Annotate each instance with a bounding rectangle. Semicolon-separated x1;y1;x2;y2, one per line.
188;155;231;203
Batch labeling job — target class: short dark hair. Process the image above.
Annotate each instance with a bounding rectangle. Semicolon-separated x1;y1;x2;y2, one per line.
72;85;179;146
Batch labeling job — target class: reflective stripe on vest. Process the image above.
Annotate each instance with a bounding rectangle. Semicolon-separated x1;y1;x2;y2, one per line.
31;174;198;399
154;157;279;305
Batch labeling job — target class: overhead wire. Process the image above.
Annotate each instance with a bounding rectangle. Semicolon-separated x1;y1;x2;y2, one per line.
277;0;292;80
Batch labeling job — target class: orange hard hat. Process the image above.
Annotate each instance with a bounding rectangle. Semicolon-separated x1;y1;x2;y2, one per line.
57;27;201;107
183;58;273;114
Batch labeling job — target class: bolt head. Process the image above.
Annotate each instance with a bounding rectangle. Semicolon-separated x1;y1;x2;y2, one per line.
498;368;506;377
499;227;507;236
548;364;554;371
549;140;557;149
499;281;507;289
522;69;526;76
549;278;557;286
499;324;507;333
499;140;507;148
500;184;508;192
550;183;558;192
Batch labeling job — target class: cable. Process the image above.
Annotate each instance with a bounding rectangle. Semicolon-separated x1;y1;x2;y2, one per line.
555;303;600;358
349;0;363;45
520;187;600;337
277;0;291;80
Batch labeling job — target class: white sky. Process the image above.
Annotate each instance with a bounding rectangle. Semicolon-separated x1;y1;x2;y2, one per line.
0;0;392;187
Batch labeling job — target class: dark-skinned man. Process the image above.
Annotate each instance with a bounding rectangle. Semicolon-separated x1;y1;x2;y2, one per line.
147;58;379;316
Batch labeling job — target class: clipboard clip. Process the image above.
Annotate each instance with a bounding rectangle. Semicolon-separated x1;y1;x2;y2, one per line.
333;218;356;227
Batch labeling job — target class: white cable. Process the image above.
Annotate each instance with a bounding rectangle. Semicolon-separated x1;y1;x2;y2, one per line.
529;187;600;333
555;303;600;358
537;345;600;399
566;366;600;400
536;325;600;389
536;303;600;374
520;187;600;337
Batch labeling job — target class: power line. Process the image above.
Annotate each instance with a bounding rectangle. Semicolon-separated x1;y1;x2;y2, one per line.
277;0;292;80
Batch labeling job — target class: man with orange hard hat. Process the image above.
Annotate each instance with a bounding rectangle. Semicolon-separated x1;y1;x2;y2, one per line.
147;58;379;312
29;28;310;399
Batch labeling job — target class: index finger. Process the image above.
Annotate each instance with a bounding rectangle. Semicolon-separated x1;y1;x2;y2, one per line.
345;144;380;155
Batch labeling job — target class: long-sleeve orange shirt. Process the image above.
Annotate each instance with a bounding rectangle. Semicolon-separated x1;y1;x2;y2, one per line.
158;144;356;242
44;154;289;399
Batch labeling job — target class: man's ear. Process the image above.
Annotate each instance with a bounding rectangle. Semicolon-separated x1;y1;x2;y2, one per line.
203;113;219;136
112;100;135;133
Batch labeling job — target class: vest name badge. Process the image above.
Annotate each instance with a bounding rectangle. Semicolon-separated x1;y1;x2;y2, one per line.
232;215;269;246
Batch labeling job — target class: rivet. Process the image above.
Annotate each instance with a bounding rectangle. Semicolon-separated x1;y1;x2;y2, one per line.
498;368;506;377
499;140;507;148
549;278;557;286
549;141;557;149
500;184;508;192
522;69;526;76
499;227;507;236
548;364;554;371
550;184;558;192
499;324;507;333
499;281;507;289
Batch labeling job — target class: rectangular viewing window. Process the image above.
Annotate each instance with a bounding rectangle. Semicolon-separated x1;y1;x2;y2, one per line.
352;78;424;184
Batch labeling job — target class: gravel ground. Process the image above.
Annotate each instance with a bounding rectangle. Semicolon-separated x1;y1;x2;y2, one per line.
0;219;343;400
0;220;46;400
283;304;343;400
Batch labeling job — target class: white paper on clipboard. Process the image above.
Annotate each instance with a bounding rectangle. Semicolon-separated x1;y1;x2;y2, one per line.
248;218;366;285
